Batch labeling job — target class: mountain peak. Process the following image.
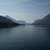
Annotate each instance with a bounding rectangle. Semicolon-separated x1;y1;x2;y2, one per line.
33;14;50;26
48;14;50;16
45;14;50;17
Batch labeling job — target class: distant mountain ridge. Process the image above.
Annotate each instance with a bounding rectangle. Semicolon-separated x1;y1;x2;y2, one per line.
33;14;50;26
0;15;19;27
5;15;17;23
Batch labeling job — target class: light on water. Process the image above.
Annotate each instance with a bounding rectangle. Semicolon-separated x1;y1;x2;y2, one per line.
0;25;49;50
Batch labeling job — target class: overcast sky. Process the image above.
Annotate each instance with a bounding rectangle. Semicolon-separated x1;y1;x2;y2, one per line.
0;0;50;23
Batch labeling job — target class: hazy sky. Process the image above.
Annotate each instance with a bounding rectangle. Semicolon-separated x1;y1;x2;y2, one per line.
0;0;50;23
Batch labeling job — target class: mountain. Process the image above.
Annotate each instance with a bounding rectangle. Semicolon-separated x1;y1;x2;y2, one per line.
5;15;26;25
5;15;17;23
0;15;20;27
33;14;50;26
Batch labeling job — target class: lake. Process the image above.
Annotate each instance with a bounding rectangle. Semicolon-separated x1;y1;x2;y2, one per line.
0;25;49;50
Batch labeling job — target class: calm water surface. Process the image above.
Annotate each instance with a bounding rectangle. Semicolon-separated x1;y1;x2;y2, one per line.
0;25;49;50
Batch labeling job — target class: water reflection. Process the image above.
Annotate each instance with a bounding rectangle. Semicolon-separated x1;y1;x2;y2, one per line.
0;25;49;50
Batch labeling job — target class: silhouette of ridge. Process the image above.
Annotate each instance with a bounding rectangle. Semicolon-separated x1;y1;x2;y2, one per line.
33;14;50;27
0;15;20;27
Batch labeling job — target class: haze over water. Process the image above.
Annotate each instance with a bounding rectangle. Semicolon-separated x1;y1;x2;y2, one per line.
0;0;49;50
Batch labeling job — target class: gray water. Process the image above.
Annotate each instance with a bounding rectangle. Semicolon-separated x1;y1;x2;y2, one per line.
0;25;49;50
